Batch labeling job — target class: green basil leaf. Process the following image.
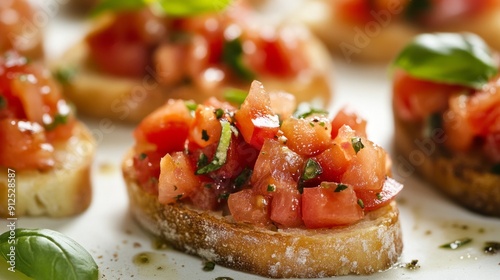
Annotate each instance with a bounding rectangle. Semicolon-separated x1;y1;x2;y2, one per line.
0;228;99;280
155;0;232;17
222;38;256;81
392;33;498;89
91;0;147;16
196;119;232;174
223;88;248;105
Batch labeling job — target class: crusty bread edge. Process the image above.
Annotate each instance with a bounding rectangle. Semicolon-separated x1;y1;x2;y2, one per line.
51;24;333;123
0;121;96;217
393;113;500;217
122;149;403;278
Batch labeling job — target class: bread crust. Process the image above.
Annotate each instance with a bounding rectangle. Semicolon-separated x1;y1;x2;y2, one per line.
393;114;500;217
122;150;403;278
0;122;96;217
52;25;333;123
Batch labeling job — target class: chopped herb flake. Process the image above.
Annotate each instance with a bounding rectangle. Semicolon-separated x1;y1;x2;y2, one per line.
185;101;197;112
44;113;69;131
440;238;472;249
196;120;232;174
197;153;208;168
0;96;6;109
376;192;383;200
234;168;252;188
218;193;229;200
351;137;365;154
214;108;224;119
302;159;323;181
294;106;328;119
202;261;215;271
175;194;183;201
357;198;365;209
405;259;420;270
139;153;147;160
334;184;348;192
267;184;276;192
54;67;76;85
484;242;500;254
201;129;210;141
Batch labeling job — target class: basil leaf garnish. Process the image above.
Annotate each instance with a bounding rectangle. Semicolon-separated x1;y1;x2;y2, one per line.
392;33;498;89
0;228;99;280
92;0;232;17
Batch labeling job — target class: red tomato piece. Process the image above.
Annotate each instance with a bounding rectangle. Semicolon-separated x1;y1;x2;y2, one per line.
313;142;351;184
355;177;403;211
331;106;367;139
158;152;201;205
302;183;364;228
392;70;466;121
270;188;303;228
189;105;222;148
234;81;279;149
134;99;193;154
228;189;271;226
132;151;163;195
281;114;332;157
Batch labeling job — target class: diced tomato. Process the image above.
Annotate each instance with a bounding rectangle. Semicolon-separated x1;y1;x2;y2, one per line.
234;81;280;149
341;138;387;191
281;114;332;157
158;152;201;204
189;105;222;148
134;99;193;154
337;0;373;24
302;183;364;228
313;143;351;184
133;151;163;195
270;188;303;228
251;139;304;195
416;0;495;27
0;119;54;170
269;90;296;120
228;189;271;226
355;177;403;211
442;94;475;151
392;70;467;121
467;77;500;136
331;107;367;139
189;181;220;211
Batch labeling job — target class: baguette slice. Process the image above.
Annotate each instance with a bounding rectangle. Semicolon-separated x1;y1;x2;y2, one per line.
0;122;96;217
394;114;500;217
52;24;332;123
122;149;403;278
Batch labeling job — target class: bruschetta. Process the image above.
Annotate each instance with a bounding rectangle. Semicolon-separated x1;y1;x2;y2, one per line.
0;50;95;217
0;0;43;59
53;0;333;123
295;0;500;62
123;80;403;278
392;32;500;217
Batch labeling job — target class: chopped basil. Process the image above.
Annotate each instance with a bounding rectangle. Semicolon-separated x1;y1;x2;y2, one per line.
405;259;420;270
440;237;472;249
376;192;383;200
0;95;6;109
222;38;255;81
196;119;232;174
267;184;276;192
202;260;215;271
404;0;432;21
334;184;348;192
185;101;197;112
351;137;365;154
92;0;232;17
175;194;183;201
197;153;208;168
392;33;498;89
201;129;210;141
214;108;224;119
234;168;252;188
425;113;442;138
302;159;322;180
0;228;98;280
484;241;500;254
223;88;248;105
139;153;147;160
44;113;69;131
54;67;76;85
218;193;230;200
357;198;365;209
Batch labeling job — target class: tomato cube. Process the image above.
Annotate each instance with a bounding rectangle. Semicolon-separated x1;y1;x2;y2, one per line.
158;152;200;204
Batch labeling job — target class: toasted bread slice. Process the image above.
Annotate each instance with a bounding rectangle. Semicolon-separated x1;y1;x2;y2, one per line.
122;149;403;278
394;114;500;217
0;122;96;217
52;25;332;123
